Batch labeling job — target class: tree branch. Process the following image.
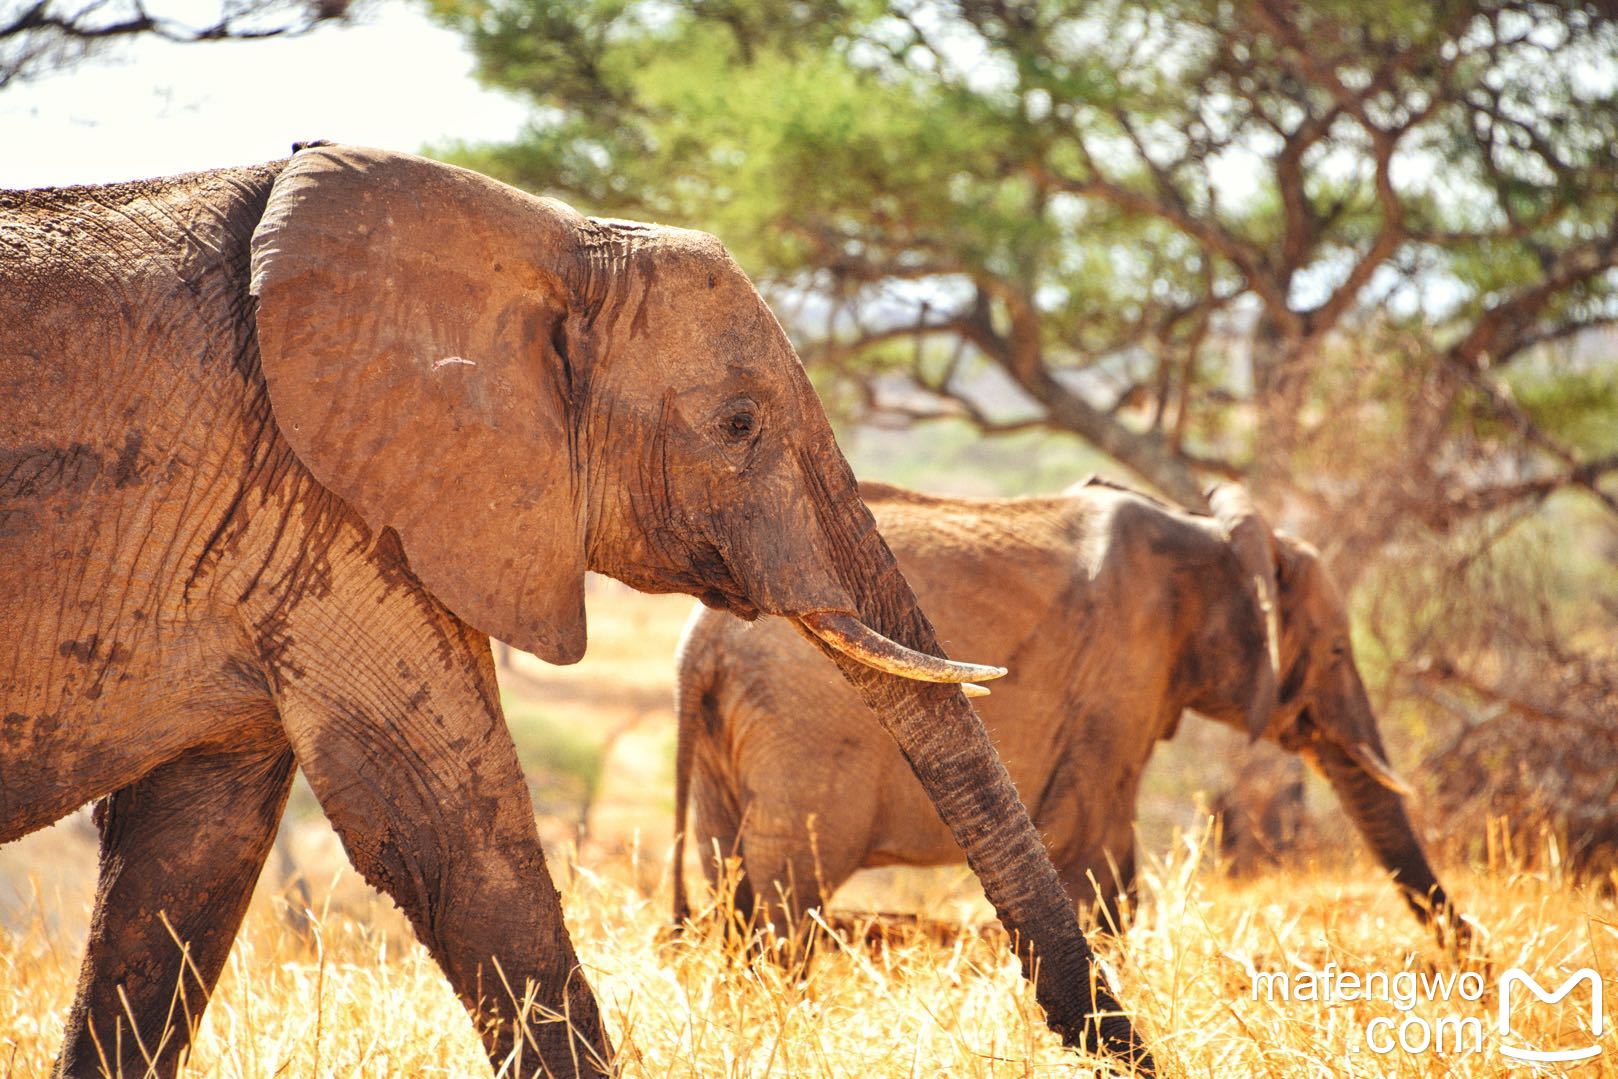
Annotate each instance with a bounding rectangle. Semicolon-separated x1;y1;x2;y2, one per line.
1;0;349;88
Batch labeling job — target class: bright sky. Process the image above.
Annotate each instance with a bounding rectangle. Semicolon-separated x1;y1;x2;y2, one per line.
0;5;529;188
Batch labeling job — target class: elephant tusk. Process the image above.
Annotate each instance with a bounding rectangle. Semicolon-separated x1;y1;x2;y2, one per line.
798;611;1008;685
1347;741;1414;797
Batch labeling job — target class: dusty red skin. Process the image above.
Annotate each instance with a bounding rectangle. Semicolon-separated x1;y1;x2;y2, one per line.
0;147;1150;1078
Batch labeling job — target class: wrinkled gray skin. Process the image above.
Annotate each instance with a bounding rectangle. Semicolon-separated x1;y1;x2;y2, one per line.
0;148;1148;1077
674;480;1465;944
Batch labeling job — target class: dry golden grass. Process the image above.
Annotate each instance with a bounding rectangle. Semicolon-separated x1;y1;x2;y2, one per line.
4;586;1616;1076
4;829;1618;1077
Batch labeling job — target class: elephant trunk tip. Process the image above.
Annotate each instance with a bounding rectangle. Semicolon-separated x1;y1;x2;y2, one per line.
1085;1010;1158;1076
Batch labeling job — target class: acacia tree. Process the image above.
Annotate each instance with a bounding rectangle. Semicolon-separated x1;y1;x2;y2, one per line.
435;0;1616;540
1;0;352;88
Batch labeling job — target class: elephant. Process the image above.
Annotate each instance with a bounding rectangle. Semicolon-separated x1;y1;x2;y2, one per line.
0;146;1150;1077
673;478;1468;946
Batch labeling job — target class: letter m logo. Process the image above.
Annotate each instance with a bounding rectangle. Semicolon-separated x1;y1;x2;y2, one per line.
1497;968;1605;1063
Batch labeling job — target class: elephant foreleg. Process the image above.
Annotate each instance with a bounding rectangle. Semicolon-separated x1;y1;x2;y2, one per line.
274;632;609;1078
56;741;296;1079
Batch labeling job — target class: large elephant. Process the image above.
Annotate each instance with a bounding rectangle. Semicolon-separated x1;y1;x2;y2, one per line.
0;147;1149;1076
673;478;1467;944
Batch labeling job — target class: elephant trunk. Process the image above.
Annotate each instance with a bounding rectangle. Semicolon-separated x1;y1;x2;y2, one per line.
797;450;1153;1071
1309;740;1467;948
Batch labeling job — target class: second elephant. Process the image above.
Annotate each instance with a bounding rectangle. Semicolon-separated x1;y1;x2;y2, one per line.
673;478;1466;942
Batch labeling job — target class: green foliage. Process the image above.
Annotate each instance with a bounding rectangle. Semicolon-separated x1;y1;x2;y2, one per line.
431;1;1618;492
1511;363;1618;457
432;0;1618;567
433;0;1056;280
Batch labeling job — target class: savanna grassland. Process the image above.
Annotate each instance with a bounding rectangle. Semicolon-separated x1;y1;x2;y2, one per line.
2;586;1614;1077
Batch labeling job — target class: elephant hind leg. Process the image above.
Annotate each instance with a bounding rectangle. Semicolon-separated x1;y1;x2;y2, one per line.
687;750;755;933
56;737;296;1079
690;776;841;955
733;787;871;954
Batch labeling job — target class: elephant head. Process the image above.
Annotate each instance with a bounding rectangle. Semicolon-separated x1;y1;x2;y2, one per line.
1208;485;1469;949
248;147;1148;1066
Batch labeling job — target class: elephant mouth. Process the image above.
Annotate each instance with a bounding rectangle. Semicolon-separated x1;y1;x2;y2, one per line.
699;586;760;620
684;537;761;620
597;553;760;620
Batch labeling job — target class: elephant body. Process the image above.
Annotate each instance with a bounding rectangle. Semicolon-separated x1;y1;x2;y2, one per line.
2;150;1148;1076
2;162;606;1074
675;480;1462;938
3;165;333;859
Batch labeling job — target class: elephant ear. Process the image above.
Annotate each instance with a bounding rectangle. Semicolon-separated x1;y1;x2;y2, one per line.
250;145;590;663
1207;484;1280;741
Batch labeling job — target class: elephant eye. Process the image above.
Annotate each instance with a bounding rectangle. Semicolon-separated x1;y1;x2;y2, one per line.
723;408;757;442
